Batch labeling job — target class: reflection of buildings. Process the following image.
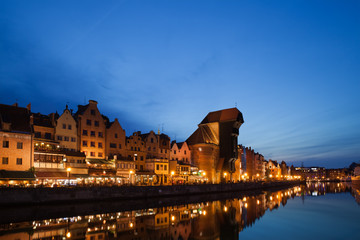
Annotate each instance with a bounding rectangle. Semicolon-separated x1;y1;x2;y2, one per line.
5;185;348;240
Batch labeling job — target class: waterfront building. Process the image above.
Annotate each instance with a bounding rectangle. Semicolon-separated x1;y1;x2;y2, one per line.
186;108;244;184
245;147;255;179
170;141;191;163
126;131;146;171
105;118;126;160
280;161;288;177
0;103;35;184
32;112;70;184
115;156;135;184
158;133;171;160
267;160;281;178
75;100;106;160
140;131;159;159
54;105;78;151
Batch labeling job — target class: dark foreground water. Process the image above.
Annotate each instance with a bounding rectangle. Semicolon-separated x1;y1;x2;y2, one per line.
0;182;359;240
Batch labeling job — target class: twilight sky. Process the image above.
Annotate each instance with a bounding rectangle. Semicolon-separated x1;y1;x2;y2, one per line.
1;0;359;168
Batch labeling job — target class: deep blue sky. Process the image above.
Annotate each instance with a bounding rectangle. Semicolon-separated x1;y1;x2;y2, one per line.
1;0;359;168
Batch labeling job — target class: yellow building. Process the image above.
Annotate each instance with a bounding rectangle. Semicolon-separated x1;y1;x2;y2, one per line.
0;103;34;185
55;105;78;151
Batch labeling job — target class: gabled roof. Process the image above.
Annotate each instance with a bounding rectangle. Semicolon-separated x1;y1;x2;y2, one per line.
200;107;244;124
0;104;32;133
74;104;89;118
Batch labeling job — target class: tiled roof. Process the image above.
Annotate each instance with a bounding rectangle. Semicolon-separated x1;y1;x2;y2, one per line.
0;104;32;133
32;112;54;128
200;107;244;124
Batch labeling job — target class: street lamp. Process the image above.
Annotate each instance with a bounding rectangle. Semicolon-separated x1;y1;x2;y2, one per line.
171;171;175;185
67;167;71;186
129;170;134;185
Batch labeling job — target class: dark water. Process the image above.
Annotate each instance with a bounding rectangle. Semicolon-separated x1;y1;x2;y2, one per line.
0;182;359;240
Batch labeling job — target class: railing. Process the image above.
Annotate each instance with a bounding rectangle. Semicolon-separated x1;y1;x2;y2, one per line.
66;163;87;168
34;162;64;169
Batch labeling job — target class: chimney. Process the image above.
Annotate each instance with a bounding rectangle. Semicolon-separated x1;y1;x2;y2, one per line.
26;103;31;111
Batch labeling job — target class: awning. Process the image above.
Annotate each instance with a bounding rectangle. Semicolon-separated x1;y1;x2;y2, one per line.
35;171;67;179
0;170;35;180
87;158;114;165
135;171;156;176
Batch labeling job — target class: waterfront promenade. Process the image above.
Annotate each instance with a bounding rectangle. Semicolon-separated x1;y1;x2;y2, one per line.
0;180;302;206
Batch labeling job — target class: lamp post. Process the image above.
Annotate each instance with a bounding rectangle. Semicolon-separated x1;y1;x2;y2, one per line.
129;170;133;185
66;167;71;187
171;171;175;185
224;172;227;183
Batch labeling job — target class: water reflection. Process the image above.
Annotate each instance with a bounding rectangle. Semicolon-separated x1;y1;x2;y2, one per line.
0;182;359;240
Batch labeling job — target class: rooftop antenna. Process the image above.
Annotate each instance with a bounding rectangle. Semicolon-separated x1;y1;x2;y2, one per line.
161;123;164;133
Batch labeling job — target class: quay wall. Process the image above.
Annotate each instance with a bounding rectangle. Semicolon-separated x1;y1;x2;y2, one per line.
0;181;302;206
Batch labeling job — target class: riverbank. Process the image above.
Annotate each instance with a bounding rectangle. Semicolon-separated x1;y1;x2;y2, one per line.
0;180;302;206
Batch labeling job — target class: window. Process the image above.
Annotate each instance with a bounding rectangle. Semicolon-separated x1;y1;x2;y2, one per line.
140;156;143;160
16;158;22;165
131;147;133;151
3;141;9;148
2;157;8;164
98;142;103;148
135;156;138;160
184;150;187;154
98;152;103;157
151;138;154;143
164;165;167;170
98;132;103;138
90;141;95;147
45;133;51;139
82;141;88;147
71;137;76;142
90;109;95;115
115;133;118;138
148;147;151;151
90;152;95;156
161;149;163;153
68;124;72;130
110;143;116;148
34;132;41;138
64;136;69;141
156;165;159;170
62;124;66;129
57;136;62;141
119;144;121;149
153;147;156;152
174;150;176;154
98;235;103;239
17;142;23;149
95;121;99;127
86;119;91;126
91;131;95;137
82;130;88;136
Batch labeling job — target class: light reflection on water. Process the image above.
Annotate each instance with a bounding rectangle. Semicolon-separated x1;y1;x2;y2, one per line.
0;182;359;240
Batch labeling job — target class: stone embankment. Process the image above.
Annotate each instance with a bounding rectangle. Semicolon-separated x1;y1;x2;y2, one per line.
0;180;302;206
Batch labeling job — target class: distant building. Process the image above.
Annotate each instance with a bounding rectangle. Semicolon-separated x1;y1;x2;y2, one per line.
187;108;244;183
105;118;126;160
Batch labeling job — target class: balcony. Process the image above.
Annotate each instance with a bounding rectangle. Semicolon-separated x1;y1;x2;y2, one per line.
34;161;64;169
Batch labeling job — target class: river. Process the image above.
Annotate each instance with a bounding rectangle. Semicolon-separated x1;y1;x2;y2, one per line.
0;182;359;240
